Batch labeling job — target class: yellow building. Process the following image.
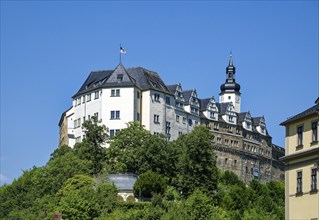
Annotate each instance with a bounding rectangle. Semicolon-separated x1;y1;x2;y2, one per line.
281;98;319;220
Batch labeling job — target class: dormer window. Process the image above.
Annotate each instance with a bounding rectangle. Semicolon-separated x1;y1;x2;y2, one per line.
154;93;160;102
117;74;123;83
229;116;234;122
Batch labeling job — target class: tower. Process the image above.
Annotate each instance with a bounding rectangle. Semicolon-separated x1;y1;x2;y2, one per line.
219;52;241;113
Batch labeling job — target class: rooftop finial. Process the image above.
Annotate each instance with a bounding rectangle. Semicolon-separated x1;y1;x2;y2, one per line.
229;50;233;66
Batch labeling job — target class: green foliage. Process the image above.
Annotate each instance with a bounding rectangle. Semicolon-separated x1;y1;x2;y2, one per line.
74;115;109;174
0;121;285;220
82;115;109;146
133;171;167;199
185;189;213;220
174;125;218;197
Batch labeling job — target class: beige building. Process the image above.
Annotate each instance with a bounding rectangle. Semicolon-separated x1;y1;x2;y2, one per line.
281;98;319;220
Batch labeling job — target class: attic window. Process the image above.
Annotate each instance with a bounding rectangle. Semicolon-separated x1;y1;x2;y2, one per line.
117;74;123;83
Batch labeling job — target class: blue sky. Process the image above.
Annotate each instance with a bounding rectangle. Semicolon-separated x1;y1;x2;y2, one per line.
1;1;318;185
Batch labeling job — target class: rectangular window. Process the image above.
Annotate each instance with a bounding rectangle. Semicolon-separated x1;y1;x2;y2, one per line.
312;121;318;143
229;116;233;122
74;120;77;128
176;115;180;122
137;112;140;121
77;98;81;105
110;129;115;137
87;93;91;102
75;137;81;143
95;91;99;99
297;126;303;146
111;89;120;97
311;168;318;191
214;123;219;130
82;96;85;103
210;112;215;119
110;111;120;119
88;115;91;120
195;121;199;126
182;117;186;124
94;112;98;120
188;119;193;126
178;131;183;136
137;91;140;99
166;97;170;105
154;93;160;102
154;114;159;123
83;116;85;122
154;132;160;135
297;171;302;194
166;122;171;134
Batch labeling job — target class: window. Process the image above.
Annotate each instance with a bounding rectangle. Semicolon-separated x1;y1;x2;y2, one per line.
137;112;140;121
225;158;228;164
154;93;160;102
166;122;171;134
154;114;159;123
297;171;302;194
297;126;303;146
166;97;170;105
195;121;199;126
312;121;318;143
311;168;318;191
94;112;99;120
110;129;115;137
95;91;99;99
75;137;81;143
176;115;180;122
77;98;81;105
111;89;120;97
83;116;85;122
111;111;120;119
214;123;219;130
82;96;85;103
188;119;193;126
182;117;186;124
229;116;234;122
87;93;91;102
210;112;215;119
178;131;183;136
154;132;160;135
88;115;91;120
137;91;140;99
117;74;123;83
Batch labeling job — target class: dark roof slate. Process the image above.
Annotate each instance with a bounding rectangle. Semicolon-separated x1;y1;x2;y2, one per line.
200;98;210;111
238;112;247;122
280;104;319;125
167;84;178;94
73;65;172;98
252;117;262;126
216;102;229;114
183;90;193;104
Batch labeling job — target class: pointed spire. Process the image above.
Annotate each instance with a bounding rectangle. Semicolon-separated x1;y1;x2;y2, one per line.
229;50;233;66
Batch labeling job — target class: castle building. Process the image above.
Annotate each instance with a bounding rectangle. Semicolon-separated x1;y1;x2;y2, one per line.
280;98;319;220
59;54;284;183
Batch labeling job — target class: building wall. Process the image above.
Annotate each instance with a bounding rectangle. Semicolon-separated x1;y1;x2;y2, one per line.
283;115;319;220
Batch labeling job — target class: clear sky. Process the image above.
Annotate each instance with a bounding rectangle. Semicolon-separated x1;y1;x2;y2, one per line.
1;1;318;185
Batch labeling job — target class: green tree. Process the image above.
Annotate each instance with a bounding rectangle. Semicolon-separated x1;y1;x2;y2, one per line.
74;116;108;174
174;125;218;197
107;122;175;177
133;171;167;199
56;175;99;220
184;189;213;220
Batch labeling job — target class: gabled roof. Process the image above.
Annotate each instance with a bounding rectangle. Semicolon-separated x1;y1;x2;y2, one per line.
238;112;248;122
280;103;319;125
252;117;262;126
200;98;210;111
183;90;193;104
167;84;179;93
216;102;230;115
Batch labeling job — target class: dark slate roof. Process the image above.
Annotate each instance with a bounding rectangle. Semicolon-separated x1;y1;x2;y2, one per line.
272;144;285;152
200;98;210;111
74;70;113;97
127;67;171;93
280;104;319;125
73;65;172;98
216;102;229;115
252;117;262;126
167;84;178;94
183;90;193;104
238;112;248;122
108;174;138;191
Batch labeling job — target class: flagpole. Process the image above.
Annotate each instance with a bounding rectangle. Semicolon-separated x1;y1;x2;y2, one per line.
119;44;122;64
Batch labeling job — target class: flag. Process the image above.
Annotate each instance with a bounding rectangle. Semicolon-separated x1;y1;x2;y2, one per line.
120;46;126;54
